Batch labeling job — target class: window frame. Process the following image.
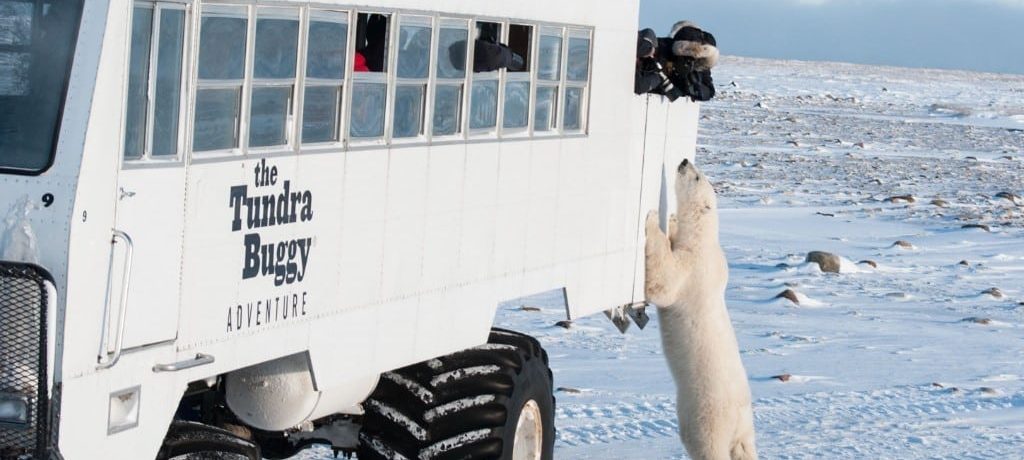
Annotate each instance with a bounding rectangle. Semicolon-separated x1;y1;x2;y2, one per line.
429;17;471;141
347;11;393;146
191;3;250;157
123;1;190;164
389;14;434;144
246;6;301;153
499;23;534;137
532;25;563;137
296;8;350;150
466;19;502;137
562;28;592;134
180;5;595;161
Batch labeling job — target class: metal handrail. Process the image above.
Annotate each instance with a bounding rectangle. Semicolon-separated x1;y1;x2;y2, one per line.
97;230;134;369
153;353;216;373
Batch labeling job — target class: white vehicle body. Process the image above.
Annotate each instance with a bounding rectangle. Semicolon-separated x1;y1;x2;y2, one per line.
0;0;697;458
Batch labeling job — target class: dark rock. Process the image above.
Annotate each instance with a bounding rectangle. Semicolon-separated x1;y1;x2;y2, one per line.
994;192;1022;205
816;212;835;217
775;263;791;269
931;382;944;388
962;317;993;325
806;251;842;273
520;306;542;312
886;195;916;204
775;289;801;305
965;156;978;161
773;374;792;382
554;320;573;329
858;260;878;268
979;387;999;395
982;288;1004;299
556;387;582;394
961;224;991;232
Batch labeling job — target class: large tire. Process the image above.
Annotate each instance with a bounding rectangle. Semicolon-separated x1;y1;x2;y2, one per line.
156;420;261;460
358;328;555;460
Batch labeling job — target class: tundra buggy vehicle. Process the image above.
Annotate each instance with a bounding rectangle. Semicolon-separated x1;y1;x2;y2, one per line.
0;0;697;458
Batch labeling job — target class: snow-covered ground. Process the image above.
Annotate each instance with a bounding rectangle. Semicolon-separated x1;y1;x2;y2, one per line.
300;57;1024;458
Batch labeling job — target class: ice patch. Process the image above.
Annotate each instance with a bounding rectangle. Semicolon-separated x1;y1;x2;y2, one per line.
0;195;39;264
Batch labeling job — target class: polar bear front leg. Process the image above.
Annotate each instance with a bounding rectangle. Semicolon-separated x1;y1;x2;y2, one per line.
646;211;685;307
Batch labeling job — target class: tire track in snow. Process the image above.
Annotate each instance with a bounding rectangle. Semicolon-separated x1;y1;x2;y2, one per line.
555;385;1024;459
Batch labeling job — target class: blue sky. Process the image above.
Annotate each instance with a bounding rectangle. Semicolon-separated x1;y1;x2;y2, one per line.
639;0;1024;74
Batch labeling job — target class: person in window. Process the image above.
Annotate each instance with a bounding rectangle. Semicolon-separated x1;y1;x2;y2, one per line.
634;21;718;102
354;51;369;72
356;14;388;72
446;38;525;73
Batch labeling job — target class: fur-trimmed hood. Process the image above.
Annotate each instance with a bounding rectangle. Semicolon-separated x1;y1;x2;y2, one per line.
668;21;719;71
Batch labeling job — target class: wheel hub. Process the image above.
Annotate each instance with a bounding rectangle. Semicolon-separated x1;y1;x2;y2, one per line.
512;399;543;460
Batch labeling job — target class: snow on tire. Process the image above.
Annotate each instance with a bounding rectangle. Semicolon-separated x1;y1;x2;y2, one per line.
358;328;555;460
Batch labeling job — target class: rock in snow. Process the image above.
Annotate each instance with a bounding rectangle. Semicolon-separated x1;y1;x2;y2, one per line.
805;251;842;273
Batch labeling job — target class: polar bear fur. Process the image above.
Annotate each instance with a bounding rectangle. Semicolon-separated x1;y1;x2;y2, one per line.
645;159;757;460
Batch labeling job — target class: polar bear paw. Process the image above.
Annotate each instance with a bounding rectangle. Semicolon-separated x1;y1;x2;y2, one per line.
646;210;660;234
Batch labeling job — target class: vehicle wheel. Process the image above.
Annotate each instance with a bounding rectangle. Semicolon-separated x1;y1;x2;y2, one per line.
358;328;555;460
156;420;261;460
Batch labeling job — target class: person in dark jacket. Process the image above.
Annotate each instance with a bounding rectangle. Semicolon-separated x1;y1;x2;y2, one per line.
447;38;526;73
634;21;719;102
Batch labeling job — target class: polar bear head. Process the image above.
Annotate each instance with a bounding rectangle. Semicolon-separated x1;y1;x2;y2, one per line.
674;158;718;223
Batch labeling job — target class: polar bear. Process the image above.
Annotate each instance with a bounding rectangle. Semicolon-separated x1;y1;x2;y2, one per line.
645;158;757;460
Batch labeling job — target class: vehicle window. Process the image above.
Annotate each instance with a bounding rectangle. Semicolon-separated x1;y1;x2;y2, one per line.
503;81;529;129
469;79;498;130
354;13;389;73
249;8;299;148
350;82;386;138
507;24;532;73
124;3;185;160
433;19;468;136
194;6;247;152
537;29;562;82
152;8;185;156
302;10;347;144
534;27;562;133
503;24;532;131
0;0;85;173
534;86;557;132
393;16;431;139
392;84;425;138
351;13;390;140
124;6;153;160
566;36;590;82
563;30;590;132
469;21;501;131
563;86;582;131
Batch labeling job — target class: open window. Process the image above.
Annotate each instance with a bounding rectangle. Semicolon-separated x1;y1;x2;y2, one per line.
302;10;348;144
392;15;432;139
350;13;390;139
502;24;532;131
193;5;247;153
469;21;501;132
123;2;186;160
432;18;469;137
